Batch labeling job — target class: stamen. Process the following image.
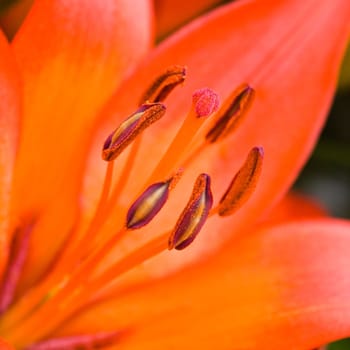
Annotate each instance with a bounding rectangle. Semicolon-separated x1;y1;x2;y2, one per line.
139;65;186;104
78;139;143;257
80;138;143;253
94;161;115;213
84;171;219;296
35;173;182;310
24;331;121;350
168;174;213;250
102;102;166;161
218;147;264;216
126;173;180;230
81;161;115;244
206;84;255;143
83;234;168;298
108;137;141;203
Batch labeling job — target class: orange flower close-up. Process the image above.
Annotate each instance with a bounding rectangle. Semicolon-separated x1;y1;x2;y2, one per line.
0;0;349;349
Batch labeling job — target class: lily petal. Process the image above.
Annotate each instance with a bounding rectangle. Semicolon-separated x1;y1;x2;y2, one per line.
0;337;15;350
261;192;328;225
83;0;350;275
0;30;21;278
57;219;350;350
12;0;153;289
0;0;34;40
13;0;153;213
155;0;225;39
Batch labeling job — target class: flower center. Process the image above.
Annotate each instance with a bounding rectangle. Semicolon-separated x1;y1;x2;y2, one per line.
0;66;263;349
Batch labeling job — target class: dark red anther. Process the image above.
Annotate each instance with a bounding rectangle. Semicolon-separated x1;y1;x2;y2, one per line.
102;103;166;161
206;84;255;143
139;65;186;105
126;181;171;230
126;171;182;230
168;174;213;250
218;147;264;216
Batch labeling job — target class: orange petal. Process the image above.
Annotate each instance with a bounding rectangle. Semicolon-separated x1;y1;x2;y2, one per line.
11;0;153;289
57;219;350;350
261;191;328;225
83;0;350;276
155;0;225;39
0;0;34;40
0;30;21;278
0;336;15;350
13;0;154;212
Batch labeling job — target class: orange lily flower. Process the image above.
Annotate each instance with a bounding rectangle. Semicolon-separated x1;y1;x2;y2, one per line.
0;0;350;349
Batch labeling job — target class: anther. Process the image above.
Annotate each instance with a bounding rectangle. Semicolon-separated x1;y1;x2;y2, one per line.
168;174;213;250
139;65;186;104
205;84;255;143
102;103;166;161
218;147;264;216
126;173;181;230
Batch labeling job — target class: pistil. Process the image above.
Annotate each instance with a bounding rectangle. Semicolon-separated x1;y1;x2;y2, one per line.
145;88;219;188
